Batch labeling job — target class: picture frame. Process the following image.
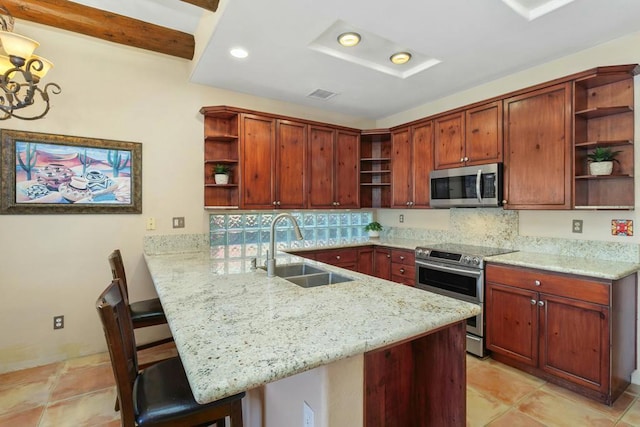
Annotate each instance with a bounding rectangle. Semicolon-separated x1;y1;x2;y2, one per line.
0;129;142;214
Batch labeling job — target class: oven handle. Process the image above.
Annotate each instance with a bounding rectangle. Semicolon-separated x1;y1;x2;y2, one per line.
476;169;482;203
415;260;482;279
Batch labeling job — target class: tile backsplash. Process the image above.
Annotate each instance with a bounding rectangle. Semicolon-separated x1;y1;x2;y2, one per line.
209;211;373;258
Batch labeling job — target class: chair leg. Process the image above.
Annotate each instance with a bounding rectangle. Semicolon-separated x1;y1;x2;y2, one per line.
229;400;243;427
114;396;120;412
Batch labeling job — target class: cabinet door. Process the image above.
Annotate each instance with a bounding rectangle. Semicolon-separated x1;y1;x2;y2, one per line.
358;247;374;276
308;126;335;208
503;83;572;209
486;282;539;367
374;247;392;280
315;248;358;267
276;120;307;209
466;101;503;166
411;121;433;208
334;130;360;208
391;127;412;208
434;112;465;169
241;114;275;208
539;294;609;393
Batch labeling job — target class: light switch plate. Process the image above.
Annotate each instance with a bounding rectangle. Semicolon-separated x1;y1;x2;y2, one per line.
173;217;185;228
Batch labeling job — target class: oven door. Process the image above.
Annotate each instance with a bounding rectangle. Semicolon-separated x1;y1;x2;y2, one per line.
415;259;484;303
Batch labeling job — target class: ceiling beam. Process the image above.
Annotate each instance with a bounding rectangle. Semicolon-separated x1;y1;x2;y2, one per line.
2;0;195;60
181;0;219;13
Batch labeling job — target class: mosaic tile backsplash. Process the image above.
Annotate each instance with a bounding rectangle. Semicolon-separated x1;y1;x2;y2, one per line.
210;211;373;258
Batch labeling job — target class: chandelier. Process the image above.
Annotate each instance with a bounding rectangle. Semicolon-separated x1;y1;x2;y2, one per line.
0;7;60;120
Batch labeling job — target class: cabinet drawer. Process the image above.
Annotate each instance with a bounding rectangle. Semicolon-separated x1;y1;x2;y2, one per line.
391;263;415;280
486;264;609;305
391;249;415;265
315;249;358;265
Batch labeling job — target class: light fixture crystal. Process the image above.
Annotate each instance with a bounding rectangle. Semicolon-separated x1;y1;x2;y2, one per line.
337;32;361;47
390;52;412;65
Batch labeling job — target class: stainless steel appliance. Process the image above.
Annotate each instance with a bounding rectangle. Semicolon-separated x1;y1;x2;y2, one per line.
429;162;503;208
414;243;516;357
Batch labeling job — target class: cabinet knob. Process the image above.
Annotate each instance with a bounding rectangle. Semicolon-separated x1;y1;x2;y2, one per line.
400;268;405;274
538;301;545;307
534;280;541;286
464;157;469;162
400;256;405;260
336;202;340;206
502;200;507;204
336;255;341;260
387;254;391;258
277;201;281;205
460;158;464;162
273;201;277;205
530;299;536;305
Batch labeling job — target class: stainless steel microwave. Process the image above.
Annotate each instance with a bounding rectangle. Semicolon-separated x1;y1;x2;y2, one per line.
429;163;503;208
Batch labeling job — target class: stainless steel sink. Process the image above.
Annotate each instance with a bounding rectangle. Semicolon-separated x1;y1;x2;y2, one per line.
285;272;353;288
259;263;325;277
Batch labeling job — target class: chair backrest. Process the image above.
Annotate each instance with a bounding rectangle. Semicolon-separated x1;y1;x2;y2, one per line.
96;279;139;426
108;249;129;298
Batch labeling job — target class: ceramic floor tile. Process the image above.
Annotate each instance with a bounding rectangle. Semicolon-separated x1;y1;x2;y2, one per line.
0;405;44;427
540;382;636;419
0;379;53;416
0;362;62;389
39;387;120;427
466;385;510;427
466;359;543;406
62;352;111;370
620;398;640;425
49;363;115;403
626;383;640;396
517;388;616;427
486;408;546;426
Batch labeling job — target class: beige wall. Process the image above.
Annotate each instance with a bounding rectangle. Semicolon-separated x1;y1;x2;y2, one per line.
0;22;373;373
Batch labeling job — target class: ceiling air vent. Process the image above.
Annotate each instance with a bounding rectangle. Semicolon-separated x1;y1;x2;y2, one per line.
307;89;337;100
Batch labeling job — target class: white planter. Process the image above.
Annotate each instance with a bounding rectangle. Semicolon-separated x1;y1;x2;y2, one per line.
368;231;380;239
214;173;229;184
589;161;613;176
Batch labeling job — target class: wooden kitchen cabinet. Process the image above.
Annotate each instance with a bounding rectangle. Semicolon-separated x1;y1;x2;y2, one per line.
434;112;465;169
503;83;572;209
275;120;307;208
485;263;637;405
360;130;392;208
573;65;638;209
390;248;415;286
308;126;360;209
358;246;374;276
373;247;392;280
391;121;433;208
312;247;359;271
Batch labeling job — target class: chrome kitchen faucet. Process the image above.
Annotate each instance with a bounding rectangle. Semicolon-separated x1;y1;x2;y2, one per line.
266;213;304;277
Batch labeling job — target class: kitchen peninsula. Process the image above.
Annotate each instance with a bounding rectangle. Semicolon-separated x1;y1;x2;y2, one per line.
144;250;481;427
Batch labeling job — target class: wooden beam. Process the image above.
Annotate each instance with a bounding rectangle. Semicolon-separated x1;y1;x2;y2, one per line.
2;0;195;60
181;0;219;13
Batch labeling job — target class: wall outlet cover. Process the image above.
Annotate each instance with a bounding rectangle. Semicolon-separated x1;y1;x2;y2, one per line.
612;219;633;236
572;219;583;233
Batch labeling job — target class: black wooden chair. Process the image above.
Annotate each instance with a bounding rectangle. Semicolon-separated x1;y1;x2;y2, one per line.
108;249;173;353
96;279;245;427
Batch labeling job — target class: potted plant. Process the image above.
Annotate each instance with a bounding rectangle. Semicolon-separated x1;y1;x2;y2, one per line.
587;147;621;176
364;221;383;239
213;164;230;184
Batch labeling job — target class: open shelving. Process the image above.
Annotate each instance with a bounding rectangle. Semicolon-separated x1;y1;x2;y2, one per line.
360;130;392;208
573;65;639;209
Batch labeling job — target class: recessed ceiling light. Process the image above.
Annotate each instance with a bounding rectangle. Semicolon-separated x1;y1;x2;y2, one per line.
230;48;248;59
337;32;361;47
390;52;411;65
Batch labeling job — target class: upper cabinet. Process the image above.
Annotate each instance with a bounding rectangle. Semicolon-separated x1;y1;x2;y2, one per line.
308;126;360;209
201;107;241;208
360;130;392;208
503;83;572;209
573;65;639;209
434;101;502;170
391;121;433;208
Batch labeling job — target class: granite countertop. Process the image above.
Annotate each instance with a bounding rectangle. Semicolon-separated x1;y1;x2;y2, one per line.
144;250;480;404
485;251;640;280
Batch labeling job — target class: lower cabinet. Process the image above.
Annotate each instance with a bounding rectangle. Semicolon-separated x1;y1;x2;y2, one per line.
390;249;415;286
485;263;637;405
373;247;391;280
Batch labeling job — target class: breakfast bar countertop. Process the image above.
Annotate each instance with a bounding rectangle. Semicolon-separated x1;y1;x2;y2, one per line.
144;250;480;404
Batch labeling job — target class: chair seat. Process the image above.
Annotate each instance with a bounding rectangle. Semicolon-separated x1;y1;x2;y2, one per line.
134;357;245;425
130;298;166;326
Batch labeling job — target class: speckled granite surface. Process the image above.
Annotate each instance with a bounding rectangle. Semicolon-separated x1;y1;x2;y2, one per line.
485;251;640;280
144;251;480;404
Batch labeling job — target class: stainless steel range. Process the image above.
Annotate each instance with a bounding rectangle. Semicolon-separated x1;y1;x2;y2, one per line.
414;243;516;357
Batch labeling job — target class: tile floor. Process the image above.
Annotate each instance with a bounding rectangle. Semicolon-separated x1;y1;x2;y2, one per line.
2;345;640;426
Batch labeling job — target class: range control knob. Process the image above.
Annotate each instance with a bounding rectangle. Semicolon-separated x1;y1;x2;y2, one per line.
416;249;424;257
472;257;480;265
463;256;471;264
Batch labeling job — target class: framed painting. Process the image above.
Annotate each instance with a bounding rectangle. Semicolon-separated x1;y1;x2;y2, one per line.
0;129;142;214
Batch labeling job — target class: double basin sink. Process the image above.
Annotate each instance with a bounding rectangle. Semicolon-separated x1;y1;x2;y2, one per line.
261;263;353;288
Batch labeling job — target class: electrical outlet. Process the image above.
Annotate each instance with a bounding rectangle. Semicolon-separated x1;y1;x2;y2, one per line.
172;217;185;228
399;214;404;223
146;217;156;230
572;219;583;233
303;401;314;427
53;315;64;330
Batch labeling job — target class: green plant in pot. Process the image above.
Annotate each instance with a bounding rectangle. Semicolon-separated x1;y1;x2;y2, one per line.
213;164;230;184
364;221;383;239
587;147;621;176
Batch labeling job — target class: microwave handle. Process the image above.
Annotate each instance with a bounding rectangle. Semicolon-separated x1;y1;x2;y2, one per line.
476;169;482;203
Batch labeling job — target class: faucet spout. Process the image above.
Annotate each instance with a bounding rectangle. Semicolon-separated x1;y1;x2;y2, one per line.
267;213;304;277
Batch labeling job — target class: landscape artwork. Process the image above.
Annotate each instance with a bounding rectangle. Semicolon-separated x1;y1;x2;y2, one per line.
0;130;142;214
